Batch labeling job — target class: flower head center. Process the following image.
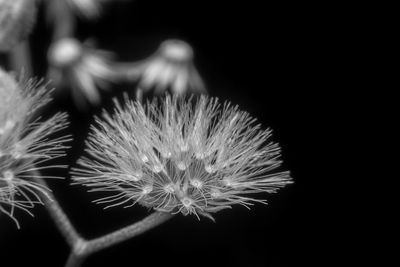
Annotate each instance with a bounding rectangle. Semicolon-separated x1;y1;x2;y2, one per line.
210;188;222;198
164;183;175;194
176;161;187;171
181;197;193;208
190;179;202;189
205;164;216;174
152;164;163;173
2;170;14;181
142;185;153;195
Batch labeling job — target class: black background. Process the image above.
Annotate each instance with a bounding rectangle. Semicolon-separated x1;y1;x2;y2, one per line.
0;1;350;266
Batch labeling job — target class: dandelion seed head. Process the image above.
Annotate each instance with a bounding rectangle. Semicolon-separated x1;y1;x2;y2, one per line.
0;68;70;227
72;94;292;220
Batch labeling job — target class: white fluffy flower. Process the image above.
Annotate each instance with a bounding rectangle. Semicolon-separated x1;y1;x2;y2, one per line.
0;68;70;227
128;39;206;95
48;38;115;107
72;94;291;220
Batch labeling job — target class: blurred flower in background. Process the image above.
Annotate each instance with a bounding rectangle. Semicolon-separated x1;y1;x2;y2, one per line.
48;38;116;108
125;39;206;95
0;68;70;228
0;0;38;52
66;0;108;19
72;94;291;220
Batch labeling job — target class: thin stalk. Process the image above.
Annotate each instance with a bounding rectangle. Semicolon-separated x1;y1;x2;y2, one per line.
34;177;82;248
64;212;173;267
64;242;87;267
84;212;173;255
49;0;76;41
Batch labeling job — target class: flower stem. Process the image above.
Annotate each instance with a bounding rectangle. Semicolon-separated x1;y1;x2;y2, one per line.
65;252;86;267
34;177;82;248
86;212;173;255
63;212;173;267
49;0;76;41
34;176;173;267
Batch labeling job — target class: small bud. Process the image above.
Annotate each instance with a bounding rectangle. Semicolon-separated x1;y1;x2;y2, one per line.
48;38;82;68
0;0;38;52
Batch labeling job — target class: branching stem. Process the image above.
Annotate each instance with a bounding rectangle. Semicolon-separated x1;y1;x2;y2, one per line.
34;177;82;248
64;212;173;267
6;15;175;267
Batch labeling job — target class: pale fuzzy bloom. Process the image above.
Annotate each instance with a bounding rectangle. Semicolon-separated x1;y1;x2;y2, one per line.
0;0;38;51
0;68;70;228
129;39;206;95
48;38;116;107
66;0;108;18
72;94;292;220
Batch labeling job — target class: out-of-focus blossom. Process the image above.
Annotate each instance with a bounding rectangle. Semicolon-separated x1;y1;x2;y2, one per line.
46;0;131;23
48;38;115;107
0;68;70;228
127;39;206;95
72;94;291;220
66;0;107;18
0;0;38;51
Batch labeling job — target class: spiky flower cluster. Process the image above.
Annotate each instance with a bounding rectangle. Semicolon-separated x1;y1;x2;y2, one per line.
73;94;291;220
0;69;69;227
